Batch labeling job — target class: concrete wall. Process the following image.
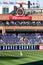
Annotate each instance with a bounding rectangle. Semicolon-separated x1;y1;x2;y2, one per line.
0;14;43;20
0;26;43;34
30;14;43;20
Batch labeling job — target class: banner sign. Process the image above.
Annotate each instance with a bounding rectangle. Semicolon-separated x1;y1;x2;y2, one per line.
16;2;28;5
9;2;14;4
0;1;38;6
0;2;15;4
3;2;8;4
9;15;32;20
0;45;39;50
39;46;43;50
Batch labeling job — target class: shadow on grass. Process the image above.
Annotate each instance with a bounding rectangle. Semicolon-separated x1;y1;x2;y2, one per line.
19;60;43;65
0;56;25;60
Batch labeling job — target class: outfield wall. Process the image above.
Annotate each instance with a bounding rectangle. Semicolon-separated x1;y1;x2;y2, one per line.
0;44;43;50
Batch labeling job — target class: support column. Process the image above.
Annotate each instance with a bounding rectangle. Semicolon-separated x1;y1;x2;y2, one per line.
2;27;5;35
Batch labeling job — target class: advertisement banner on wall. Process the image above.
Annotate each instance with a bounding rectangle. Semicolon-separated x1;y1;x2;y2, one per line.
9;15;32;20
39;44;43;50
9;2;14;4
3;2;8;4
0;2;15;5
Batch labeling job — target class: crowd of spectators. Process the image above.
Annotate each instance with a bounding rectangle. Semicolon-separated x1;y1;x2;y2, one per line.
0;21;43;26
0;33;43;44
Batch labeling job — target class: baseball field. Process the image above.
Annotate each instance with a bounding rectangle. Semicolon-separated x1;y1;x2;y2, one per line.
0;50;43;65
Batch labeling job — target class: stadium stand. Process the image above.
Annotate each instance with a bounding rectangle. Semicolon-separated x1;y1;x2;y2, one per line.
0;33;43;44
0;21;43;26
0;3;43;50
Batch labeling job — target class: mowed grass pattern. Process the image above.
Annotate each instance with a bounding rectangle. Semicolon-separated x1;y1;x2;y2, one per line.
0;50;43;65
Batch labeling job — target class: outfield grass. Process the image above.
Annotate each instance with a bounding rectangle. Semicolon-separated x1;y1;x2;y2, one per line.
0;50;43;65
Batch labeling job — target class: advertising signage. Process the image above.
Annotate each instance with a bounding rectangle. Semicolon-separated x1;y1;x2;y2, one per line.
0;2;15;4
9;2;14;4
3;2;8;4
9;15;32;20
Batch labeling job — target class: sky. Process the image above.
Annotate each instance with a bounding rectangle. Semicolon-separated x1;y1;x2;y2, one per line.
0;0;43;8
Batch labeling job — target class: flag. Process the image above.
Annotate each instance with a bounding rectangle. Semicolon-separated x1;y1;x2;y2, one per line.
33;3;35;5
36;0;40;6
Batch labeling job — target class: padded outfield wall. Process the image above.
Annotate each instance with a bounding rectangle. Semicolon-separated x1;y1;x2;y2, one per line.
0;44;43;50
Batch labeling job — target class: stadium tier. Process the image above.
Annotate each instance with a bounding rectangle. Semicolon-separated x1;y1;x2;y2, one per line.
0;33;42;50
0;4;43;50
0;1;43;65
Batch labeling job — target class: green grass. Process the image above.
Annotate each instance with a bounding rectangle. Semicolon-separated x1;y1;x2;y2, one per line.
0;50;43;65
